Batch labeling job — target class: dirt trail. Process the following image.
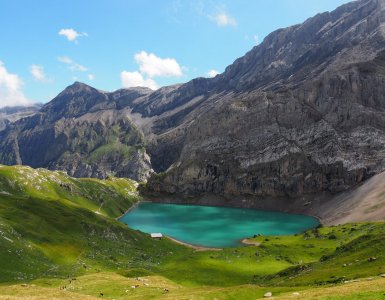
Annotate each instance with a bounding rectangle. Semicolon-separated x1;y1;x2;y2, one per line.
165;236;222;251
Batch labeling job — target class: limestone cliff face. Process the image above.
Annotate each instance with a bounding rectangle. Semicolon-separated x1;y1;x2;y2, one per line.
1;0;385;202
145;0;385;199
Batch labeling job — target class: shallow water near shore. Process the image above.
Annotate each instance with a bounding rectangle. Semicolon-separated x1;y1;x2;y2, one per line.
120;202;319;248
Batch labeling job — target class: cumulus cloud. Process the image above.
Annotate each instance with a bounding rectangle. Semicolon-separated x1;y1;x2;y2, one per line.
58;56;88;72
0;61;31;108
30;64;46;82
120;71;158;90
135;51;183;78
206;69;220;78
120;51;183;90
58;28;88;42
88;74;95;81
210;12;237;27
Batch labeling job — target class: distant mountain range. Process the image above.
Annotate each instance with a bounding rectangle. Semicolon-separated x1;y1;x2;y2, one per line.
0;104;41;131
1;0;385;208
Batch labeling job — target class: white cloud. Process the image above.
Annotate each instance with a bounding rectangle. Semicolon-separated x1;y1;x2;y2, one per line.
57;56;72;64
58;56;88;72
0;61;31;108
120;51;183;90
210;12;237;27
58;28;87;42
253;35;260;45
134;51;183;78
191;2;236;27
120;71;157;90
29;64;46;82
206;69;220;78
88;74;95;81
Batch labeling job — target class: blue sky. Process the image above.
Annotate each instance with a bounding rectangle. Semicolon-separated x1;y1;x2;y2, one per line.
0;0;352;107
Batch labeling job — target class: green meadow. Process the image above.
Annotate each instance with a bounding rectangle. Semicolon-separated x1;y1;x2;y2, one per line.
1;165;385;299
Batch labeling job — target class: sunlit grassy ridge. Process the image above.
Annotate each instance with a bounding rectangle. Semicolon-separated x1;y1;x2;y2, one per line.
0;165;183;282
0;165;139;217
1;165;385;299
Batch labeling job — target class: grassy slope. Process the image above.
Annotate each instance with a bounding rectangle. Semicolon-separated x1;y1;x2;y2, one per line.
0;165;186;283
0;165;139;217
1;272;385;299
151;223;385;288
249;224;385;286
1;165;385;299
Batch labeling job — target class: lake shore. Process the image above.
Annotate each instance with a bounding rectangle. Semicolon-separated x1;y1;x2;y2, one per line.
115;200;143;220
168;236;261;249
166;236;223;251
241;238;261;246
142;194;325;224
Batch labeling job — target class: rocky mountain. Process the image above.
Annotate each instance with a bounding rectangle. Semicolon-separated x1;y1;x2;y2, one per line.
1;0;385;210
145;0;385;201
0;83;153;181
0;104;41;131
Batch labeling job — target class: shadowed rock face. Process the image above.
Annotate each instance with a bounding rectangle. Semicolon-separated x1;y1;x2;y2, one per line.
1;0;385;205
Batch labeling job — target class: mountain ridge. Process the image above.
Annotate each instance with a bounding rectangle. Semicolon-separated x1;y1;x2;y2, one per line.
1;0;385;212
144;0;385;201
0;83;153;181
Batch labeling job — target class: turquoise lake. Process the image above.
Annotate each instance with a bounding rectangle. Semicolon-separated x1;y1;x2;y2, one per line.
120;202;319;248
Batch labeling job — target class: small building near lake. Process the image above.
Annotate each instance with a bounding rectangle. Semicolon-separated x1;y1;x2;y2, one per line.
150;233;163;239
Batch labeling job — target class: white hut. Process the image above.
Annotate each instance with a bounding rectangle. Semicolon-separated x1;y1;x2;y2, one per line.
150;233;163;239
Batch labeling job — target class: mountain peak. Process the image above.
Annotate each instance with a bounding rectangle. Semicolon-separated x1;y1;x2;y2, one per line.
218;0;385;91
61;81;97;95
